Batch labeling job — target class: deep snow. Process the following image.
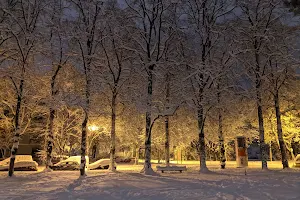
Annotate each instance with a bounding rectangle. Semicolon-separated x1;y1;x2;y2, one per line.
0;162;300;200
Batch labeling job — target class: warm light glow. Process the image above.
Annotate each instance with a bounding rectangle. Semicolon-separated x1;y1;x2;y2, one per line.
88;125;99;131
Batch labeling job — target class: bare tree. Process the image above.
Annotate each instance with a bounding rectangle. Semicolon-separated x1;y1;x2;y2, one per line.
164;72;171;166
43;0;70;170
68;0;103;176
235;0;283;170
265;24;298;168
94;3;133;172
0;0;44;176
125;0;177;175
214;37;236;169
182;0;235;172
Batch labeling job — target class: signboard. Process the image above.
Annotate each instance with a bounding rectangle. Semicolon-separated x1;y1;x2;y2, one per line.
235;136;248;168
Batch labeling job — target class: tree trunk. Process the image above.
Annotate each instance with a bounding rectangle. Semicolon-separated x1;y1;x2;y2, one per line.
256;90;268;170
46;65;61;169
79;33;94;176
198;106;208;172
9;74;24;177
46;108;55;168
165;116;170;167
164;73;170;167
109;94;117;172
274;91;289;168
135;147;140;165
217;88;226;169
157;148;161;164
269;142;272;162
80;62;91;176
80;110;88;176
141;65;155;174
254;41;268;170
218;110;226;169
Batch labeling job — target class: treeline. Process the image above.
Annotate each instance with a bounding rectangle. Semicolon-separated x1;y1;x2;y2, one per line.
0;0;300;176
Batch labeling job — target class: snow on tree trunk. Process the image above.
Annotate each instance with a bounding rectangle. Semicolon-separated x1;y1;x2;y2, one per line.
197;107;208;172
217;86;226;169
80;57;92;176
256;86;268;170
109;94;117;172
46;108;55;169
141;65;156;175
218;110;226;169
6;0;42;177
80;111;88;176
274;91;289;169
165;116;170;167
46;65;61;169
9;77;24;177
236;0;280;170
74;1;100;175
255;45;268;170
80;53;92;176
165;73;170;167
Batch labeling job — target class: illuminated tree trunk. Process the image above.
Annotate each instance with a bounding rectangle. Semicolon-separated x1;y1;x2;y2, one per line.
165;116;170;166
217;86;226;169
218;110;226;169
135;147;140;165
198;106;208;172
46;108;55;168
165;73;170;167
109;93;117;172
46;65;61;169
219;112;226;169
269;142;273;162
8;76;24;177
80;110;88;176
80;41;92;176
255;47;268;170
141;65;155;174
256;84;268;170
274;91;289;168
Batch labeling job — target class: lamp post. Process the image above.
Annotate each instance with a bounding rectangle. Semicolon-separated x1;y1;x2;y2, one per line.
87;125;99;158
88;125;99;132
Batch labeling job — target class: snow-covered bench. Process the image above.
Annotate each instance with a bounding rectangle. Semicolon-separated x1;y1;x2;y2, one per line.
156;165;187;173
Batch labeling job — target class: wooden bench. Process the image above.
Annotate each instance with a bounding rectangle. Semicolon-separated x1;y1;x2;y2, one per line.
156;165;187;173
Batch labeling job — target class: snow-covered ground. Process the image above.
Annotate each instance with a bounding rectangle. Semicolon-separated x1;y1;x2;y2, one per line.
0;161;300;200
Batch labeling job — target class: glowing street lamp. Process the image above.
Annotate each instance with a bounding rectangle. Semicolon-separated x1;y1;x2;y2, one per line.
88;125;99;132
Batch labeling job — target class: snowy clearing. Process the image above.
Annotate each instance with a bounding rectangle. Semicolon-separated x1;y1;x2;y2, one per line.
0;162;300;200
